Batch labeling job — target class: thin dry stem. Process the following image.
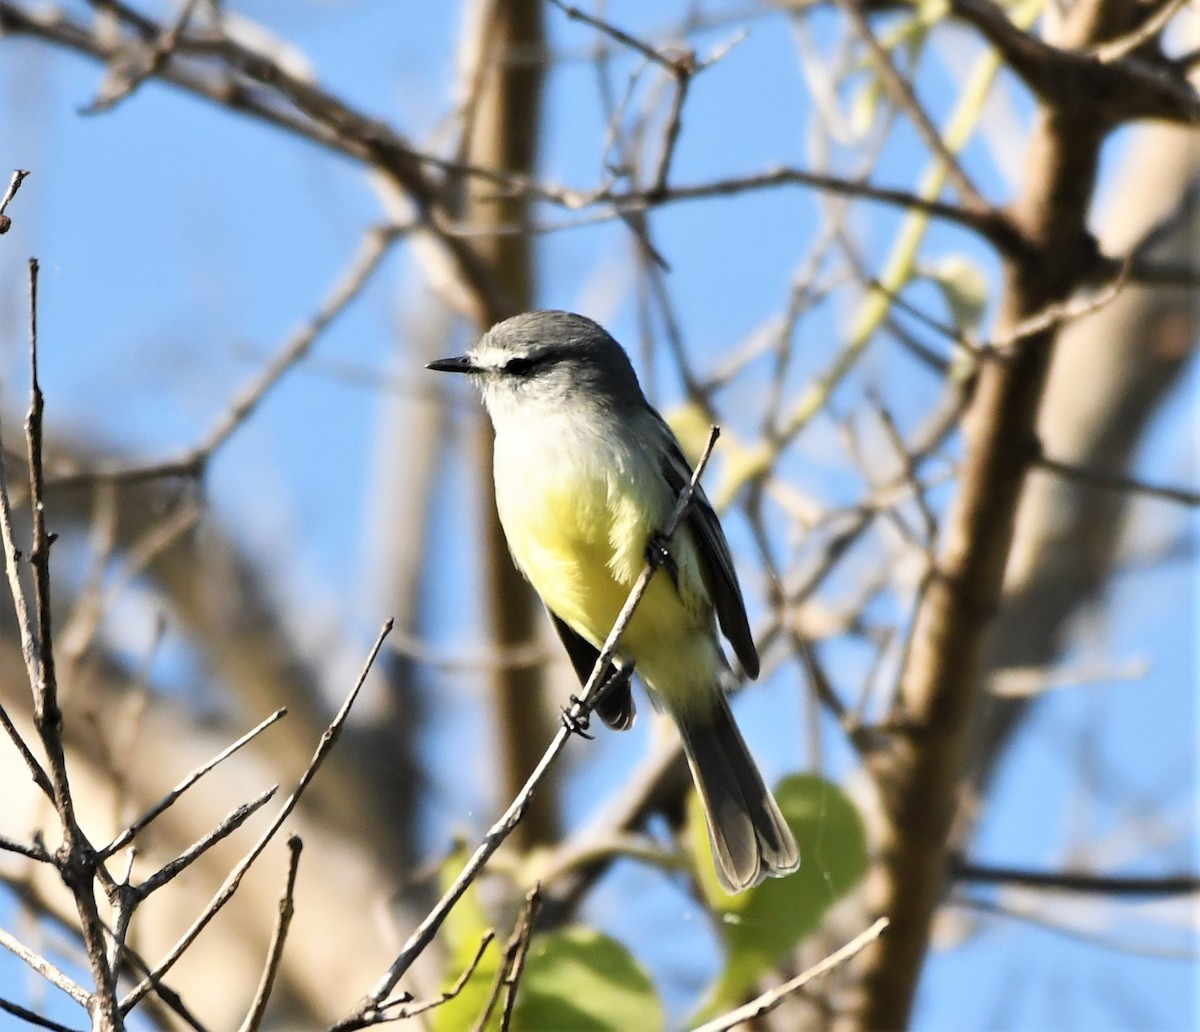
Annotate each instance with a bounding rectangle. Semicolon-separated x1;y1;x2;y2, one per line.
119;620;392;1015
693;917;890;1032
237;835;304;1032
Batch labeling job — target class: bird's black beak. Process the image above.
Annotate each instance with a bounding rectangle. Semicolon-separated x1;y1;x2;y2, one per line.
426;355;478;374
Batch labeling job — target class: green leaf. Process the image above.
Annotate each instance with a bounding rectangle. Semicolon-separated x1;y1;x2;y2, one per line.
850;76;883;138
688;774;869;1020
511;926;664;1032
927;255;989;333
430;935;503;1032
430;845;503;1032
435;843;493;959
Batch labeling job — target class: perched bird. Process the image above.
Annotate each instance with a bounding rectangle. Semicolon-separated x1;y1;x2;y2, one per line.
429;310;798;893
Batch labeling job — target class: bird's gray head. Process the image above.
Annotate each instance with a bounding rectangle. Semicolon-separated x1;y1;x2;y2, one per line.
427;311;646;424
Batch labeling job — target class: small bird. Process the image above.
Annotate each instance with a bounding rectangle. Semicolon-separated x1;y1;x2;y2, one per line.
429;310;798;893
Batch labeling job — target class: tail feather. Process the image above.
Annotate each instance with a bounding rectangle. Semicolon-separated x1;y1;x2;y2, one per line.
677;695;800;894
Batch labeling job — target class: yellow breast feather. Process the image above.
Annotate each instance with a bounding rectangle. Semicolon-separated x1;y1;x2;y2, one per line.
494;417;718;696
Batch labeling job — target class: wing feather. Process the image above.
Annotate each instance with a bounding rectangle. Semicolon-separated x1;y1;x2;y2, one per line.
647;410;760;678
548;610;636;730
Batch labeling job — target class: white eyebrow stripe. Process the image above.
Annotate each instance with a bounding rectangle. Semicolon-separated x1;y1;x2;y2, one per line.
470;343;522;370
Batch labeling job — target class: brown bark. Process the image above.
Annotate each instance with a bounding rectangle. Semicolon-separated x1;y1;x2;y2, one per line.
848;1;1155;1026
460;0;557;848
968;121;1200;802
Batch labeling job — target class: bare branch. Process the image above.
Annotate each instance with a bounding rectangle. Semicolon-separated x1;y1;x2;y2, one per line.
237;835;303;1032
692;917;890;1032
0;927;91;1008
0;257;125;1025
1092;0;1192;63
379;930;497;1022
135;785;279;899
0;697;52;798
0;831;52;862
952;894;1197;959
471;882;541;1032
947;0;1200;124
549;0;675;69
0;167;31;233
615;167;1017;246
985;260;1133;353
119;620;392;1015
100;707;288;860
849;2;1169;1023
0;2;510;322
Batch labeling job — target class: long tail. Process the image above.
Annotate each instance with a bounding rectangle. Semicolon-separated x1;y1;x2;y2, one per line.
676;693;800;894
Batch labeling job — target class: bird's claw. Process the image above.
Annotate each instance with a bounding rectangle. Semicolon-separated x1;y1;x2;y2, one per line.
645;531;677;577
560;695;594;739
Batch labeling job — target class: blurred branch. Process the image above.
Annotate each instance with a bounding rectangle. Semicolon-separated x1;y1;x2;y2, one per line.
457;0;556;850
81;0;202;113
396;151;1014;241
716;13;1030;510
0;4;1022;247
549;0;679;70
0;927;90;1007
1121;257;1200;287
837;0;988;211
958;116;1200;933
1093;0;1192;63
46;223;407;487
624;168;1017;245
0;1;509;323
952;894;1197;959
1033;454;1199;507
547;0;746;197
470;882;540;1032
0;996;81;1032
1;1;1192;1026
954;860;1200;896
947;0;1200;123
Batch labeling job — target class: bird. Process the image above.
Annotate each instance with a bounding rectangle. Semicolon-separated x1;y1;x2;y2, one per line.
428;310;798;893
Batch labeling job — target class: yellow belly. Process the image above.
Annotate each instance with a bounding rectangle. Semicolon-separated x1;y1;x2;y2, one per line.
495;450;721;714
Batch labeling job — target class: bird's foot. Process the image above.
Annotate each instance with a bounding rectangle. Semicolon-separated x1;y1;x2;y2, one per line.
560;695;595;739
644;531;677;578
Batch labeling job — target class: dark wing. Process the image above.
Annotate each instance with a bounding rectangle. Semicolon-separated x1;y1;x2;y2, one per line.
651;411;760;679
548;610;636;731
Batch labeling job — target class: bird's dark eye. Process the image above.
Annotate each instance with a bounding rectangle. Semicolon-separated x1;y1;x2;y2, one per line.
503;356;536;375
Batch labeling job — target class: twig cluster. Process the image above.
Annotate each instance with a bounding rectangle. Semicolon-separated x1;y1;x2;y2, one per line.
0;253;396;1028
